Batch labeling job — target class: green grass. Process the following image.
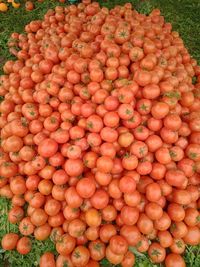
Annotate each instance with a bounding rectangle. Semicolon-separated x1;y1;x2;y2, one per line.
0;0;200;266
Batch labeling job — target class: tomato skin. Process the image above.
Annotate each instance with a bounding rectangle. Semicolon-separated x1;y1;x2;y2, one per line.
76;177;96;198
184;207;200;226
99;224;117;243
106;245;124;265
148;242;166;263
31;208;48;227
165;253;186;267
89;240;105;261
90;189;109;210
8;206;24;224
109;235;128;255
38;138;58;157
34;223;51;241
16;237;32;255
1;233;19;250
121;251;135;267
56;255;73;267
71;246;90;267
167;203;185;222
183;226;200;245
19;217;35;236
56;234;76;256
40;252;56;267
120;225;141;246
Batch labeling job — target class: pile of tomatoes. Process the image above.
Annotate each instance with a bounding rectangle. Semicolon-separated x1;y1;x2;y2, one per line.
0;0;200;266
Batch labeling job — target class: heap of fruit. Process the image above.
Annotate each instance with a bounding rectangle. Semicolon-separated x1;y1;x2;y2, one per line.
0;1;200;266
0;0;78;12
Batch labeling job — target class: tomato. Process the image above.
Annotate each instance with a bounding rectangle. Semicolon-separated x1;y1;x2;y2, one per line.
172;189;192;205
68;218;86;238
146;182;162;202
71;246;90;267
44;199;61;216
64;159;84;177
167;203;185;222
48;212;65;227
38;138;58;157
56;255;73;267
56;234;76;256
165;169;187;188
25;1;34;11
105;244;124;265
16;237;32;255
76;177;96;198
170;221;188;239
124;191;141;207
120;225;141;246
1;233;19;250
157;230;173;248
65;186;83;208
0;162;18;178
38;179;53;195
31;208;48;226
165;253;186;267
99;224;117;243
29;192;45;209
148;242;166;263
89;240;105;261
85;259;100;267
40;252;56;267
119;176;136;193
135;235;149;252
102;205;117;222
8;206;24;224
90;189;109;209
26;175;40;190
154;212;171;231
109;235;128;255
184;208;200;226
170;238;185;254
183;226;200;245
19;217;35;236
85;226;99;241
85;208;102;227
137;213;154;235
34;223;51;241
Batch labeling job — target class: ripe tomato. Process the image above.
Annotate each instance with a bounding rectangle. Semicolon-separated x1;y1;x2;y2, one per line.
71;246;90;267
38;138;58;157
106;245;124;265
148;242;166;263
40;252;56;267
31;208;48;226
34;223;51;241
16;237;32;255
109;235;128;255
1;233;19;250
56;234;76;256
89;240;105;261
19;217;35;236
165;253;186;267
8;206;24;224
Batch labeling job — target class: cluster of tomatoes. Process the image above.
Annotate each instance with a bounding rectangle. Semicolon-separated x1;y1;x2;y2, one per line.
0;0;200;266
0;0;72;13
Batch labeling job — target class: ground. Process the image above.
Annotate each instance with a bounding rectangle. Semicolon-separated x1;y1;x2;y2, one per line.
0;0;200;266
